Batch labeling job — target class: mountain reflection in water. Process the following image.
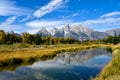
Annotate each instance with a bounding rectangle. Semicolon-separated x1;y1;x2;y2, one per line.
0;48;112;80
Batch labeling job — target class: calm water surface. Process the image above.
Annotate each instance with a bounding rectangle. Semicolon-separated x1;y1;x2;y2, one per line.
0;48;112;80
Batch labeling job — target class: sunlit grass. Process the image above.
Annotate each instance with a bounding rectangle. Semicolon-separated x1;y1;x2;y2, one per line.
0;43;113;66
94;44;120;80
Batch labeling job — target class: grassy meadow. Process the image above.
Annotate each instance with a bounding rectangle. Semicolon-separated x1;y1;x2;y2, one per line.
0;43;109;66
0;44;95;71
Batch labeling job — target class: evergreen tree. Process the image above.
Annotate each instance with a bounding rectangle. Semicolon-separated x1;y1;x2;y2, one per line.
34;34;42;45
22;32;30;43
0;30;6;44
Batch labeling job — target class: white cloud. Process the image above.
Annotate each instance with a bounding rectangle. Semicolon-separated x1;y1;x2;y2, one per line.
26;20;72;28
20;16;33;22
26;20;72;34
26;28;43;34
72;13;79;17
0;0;32;16
61;11;80;19
34;0;67;18
26;12;120;33
100;11;120;18
0;16;22;32
77;17;120;31
26;11;120;34
81;17;120;27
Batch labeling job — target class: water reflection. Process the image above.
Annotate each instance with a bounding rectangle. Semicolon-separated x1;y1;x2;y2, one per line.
53;48;111;65
0;48;112;80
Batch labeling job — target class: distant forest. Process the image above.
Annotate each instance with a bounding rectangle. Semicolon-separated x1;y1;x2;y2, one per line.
0;30;78;45
0;30;120;45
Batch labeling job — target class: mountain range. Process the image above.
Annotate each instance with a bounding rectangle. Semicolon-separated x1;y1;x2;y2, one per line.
37;24;120;40
7;24;120;41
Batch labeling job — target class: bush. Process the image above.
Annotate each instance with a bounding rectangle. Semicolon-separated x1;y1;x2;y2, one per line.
18;43;30;48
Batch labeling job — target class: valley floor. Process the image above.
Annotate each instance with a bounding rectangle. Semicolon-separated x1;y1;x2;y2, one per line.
2;43;120;80
0;44;112;66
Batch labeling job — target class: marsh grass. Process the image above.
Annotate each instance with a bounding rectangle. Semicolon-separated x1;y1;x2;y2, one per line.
0;44;103;67
94;44;120;80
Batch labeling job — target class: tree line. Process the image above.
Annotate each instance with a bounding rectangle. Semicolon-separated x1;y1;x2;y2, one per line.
0;30;120;45
0;30;78;45
104;34;120;44
80;35;120;45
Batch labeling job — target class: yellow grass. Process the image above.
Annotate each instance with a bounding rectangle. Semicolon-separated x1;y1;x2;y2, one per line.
0;44;112;66
94;44;120;80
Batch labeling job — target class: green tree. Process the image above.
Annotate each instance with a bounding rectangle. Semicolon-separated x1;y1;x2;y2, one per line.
34;34;42;45
6;33;22;44
104;35;120;44
28;34;35;44
22;32;30;43
0;30;6;44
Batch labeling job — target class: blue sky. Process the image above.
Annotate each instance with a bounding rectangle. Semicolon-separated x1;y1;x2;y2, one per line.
0;0;120;33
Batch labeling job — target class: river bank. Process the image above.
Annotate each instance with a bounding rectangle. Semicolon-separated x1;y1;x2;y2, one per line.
0;44;112;66
94;44;120;80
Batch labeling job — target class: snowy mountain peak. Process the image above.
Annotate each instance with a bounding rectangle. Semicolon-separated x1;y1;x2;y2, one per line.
7;31;14;34
71;25;93;33
62;24;71;34
40;28;48;32
50;27;58;36
106;28;120;36
37;28;51;36
62;24;70;31
37;24;110;40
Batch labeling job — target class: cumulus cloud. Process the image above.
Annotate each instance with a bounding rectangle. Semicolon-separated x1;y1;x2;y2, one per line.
100;11;120;18
0;0;32;16
34;0;67;18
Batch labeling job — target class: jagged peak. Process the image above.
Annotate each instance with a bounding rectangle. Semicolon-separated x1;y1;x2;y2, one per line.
49;27;58;36
62;24;70;30
7;31;14;34
39;28;48;32
36;24;110;40
106;28;120;36
72;24;93;31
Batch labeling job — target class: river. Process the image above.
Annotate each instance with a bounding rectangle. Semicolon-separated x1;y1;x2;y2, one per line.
0;48;112;80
